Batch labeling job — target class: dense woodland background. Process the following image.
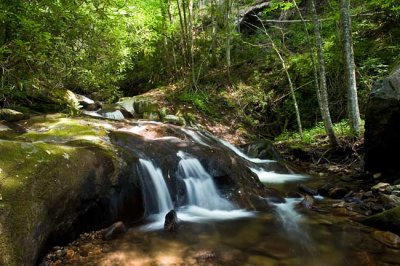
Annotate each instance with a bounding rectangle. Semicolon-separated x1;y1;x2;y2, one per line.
1;0;399;140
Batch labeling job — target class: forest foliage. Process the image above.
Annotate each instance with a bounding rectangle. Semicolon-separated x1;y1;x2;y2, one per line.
1;0;399;137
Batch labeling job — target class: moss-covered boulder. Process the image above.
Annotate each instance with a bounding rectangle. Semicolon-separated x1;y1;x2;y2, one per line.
360;206;400;235
0;115;143;266
0;109;27;122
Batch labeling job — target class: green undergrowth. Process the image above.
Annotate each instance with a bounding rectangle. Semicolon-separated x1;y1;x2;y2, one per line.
275;120;365;145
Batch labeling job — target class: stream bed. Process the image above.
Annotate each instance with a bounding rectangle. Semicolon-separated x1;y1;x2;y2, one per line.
42;176;400;266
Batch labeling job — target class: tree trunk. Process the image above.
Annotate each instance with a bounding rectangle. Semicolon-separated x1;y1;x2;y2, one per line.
340;0;361;136
188;0;197;88
310;0;339;147
225;0;231;76
258;20;304;139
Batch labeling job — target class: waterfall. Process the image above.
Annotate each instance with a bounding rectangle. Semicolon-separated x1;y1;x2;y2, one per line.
273;198;303;233
137;159;173;215
203;132;274;164
250;167;308;184
102;110;125;120
181;128;211;147
177;151;234;210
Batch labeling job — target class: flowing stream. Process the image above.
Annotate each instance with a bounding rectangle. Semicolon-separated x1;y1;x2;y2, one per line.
45;125;400;265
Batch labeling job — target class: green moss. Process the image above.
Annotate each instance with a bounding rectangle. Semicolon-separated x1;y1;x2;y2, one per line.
15;117;107;143
0;136;115;265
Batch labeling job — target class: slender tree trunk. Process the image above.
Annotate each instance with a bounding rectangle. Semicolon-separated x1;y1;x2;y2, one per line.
188;0;196;88
225;0;231;76
167;0;178;74
310;0;339;147
293;0;335;144
176;0;188;69
258;20;303;138
211;0;218;66
340;0;361;136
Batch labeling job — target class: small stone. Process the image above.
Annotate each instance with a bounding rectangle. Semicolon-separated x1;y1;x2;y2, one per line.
0;194;2;201
381;194;400;206
332;201;346;208
300;194;315;209
297;184;318;196
317;182;334;196
371;182;390;192
363;191;374;198
392;190;400;197
371;231;400;248
103;221;127;241
164;210;179;233
55;249;66;258
329;187;349;199
65;249;75;259
287;191;302;198
373;173;382;179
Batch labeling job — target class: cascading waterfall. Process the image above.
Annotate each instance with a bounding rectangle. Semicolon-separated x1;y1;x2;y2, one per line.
177;151;234;210
137;159;173;215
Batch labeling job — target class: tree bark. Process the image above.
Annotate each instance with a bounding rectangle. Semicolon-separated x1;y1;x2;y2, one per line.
310;0;339;147
340;0;361;136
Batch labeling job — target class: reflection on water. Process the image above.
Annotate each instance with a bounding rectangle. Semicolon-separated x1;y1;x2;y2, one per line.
55;199;400;266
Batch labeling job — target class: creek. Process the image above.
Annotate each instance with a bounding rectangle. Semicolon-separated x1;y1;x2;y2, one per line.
42;122;399;266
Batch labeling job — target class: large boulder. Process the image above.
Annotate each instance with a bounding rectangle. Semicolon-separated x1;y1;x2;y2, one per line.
361;206;400;235
0;115;143;266
365;67;400;181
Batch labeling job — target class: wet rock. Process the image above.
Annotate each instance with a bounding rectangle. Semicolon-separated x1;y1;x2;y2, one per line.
361;206;400;235
363;191;374;199
329;187;349;199
163;114;186;126
371;231;400;248
371;183;391;192
103;221;127;241
242;140;282;161
317;182;334;196
287;191;302;198
164;210;179;233
297;184;318;196
300;194;315;209
0;109;26;122
194;250;217;263
54;248;66;258
365;67;400;182
380;194;400;207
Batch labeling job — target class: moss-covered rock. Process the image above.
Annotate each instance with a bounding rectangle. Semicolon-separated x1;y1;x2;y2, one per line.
0;115;143;266
360;206;400;235
0;109;27;122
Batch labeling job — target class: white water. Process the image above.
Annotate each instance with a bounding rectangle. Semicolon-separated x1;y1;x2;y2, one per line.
250;167;308;184
137;154;254;231
209;135;274;164
181;128;211;147
273;198;303;233
103;110;125;120
138;159;173;215
177;151;234;210
140;206;255;231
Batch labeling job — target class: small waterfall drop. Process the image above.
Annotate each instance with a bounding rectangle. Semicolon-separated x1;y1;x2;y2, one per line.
102;110;125;120
137;159;173;215
181;128;211;147
204;133;274;164
273;198;303;233
177;151;234;210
